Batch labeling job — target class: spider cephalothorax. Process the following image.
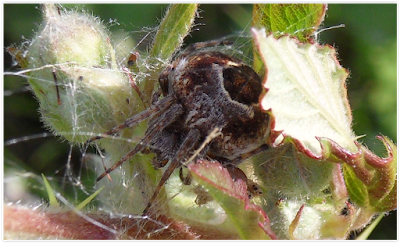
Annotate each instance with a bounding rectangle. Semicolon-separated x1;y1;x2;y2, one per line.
89;41;270;215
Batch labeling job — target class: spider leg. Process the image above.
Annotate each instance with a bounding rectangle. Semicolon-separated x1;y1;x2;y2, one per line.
177;127;221;186
182;39;233;56
96;102;183;182
228;144;270;165
142;128;200;215
179;167;192;185
150;88;162;105
85;95;175;145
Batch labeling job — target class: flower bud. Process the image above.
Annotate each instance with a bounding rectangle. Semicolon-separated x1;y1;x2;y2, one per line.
23;4;141;144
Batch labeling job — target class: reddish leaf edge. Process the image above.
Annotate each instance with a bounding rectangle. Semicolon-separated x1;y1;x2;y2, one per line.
189;160;277;239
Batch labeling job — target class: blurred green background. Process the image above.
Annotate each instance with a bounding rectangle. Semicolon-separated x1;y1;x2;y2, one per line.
4;4;397;239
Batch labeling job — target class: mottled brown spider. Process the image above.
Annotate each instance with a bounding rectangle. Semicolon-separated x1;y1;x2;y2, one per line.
87;40;270;215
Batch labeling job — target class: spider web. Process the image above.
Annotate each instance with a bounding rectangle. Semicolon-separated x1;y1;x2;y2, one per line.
3;4;266;240
5;5;160;240
4;3;352;240
4;4;339;240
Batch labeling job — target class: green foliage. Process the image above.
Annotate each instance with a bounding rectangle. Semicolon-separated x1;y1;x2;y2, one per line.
41;174;59;208
253;4;326;41
3;4;397;239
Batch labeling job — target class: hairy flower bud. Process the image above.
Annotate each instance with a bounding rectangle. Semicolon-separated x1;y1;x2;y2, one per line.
24;4;141;143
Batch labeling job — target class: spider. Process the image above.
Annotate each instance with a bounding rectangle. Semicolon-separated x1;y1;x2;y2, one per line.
87;40;271;215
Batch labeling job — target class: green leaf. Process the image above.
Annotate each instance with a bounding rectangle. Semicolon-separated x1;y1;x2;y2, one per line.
41;174;59;208
252;4;326;73
338;136;397;212
252;141;339;239
253;4;326;42
255;141;334;199
318;135;396;213
75;186;104;211
149;4;198;60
